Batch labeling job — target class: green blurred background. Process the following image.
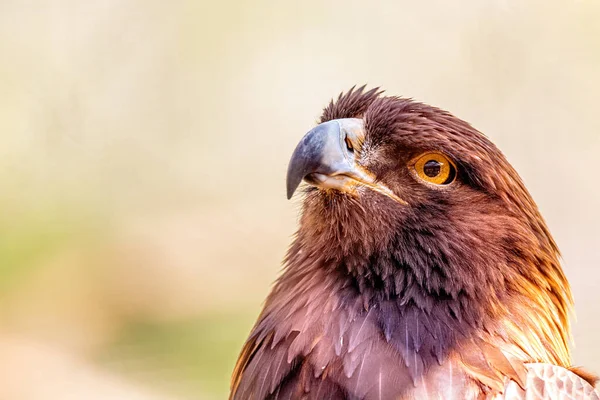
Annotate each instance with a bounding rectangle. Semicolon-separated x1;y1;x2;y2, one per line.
0;1;599;399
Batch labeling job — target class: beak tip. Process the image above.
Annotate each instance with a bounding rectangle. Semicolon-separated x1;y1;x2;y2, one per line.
286;155;306;200
286;179;300;200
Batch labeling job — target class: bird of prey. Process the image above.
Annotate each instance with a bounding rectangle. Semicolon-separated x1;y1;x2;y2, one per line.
230;87;599;399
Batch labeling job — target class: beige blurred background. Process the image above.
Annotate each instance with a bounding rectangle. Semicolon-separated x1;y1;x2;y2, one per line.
0;1;598;399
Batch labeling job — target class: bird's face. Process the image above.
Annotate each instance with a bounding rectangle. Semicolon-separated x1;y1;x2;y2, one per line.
286;114;470;216
286;88;557;295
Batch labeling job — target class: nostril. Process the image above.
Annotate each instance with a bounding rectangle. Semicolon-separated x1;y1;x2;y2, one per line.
344;136;354;153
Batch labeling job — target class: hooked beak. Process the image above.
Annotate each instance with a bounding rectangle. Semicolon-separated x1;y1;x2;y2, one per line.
286;118;406;205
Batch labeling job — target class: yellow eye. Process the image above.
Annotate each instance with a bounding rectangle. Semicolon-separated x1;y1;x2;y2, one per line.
412;152;457;185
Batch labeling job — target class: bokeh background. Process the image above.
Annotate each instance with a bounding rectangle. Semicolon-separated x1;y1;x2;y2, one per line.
0;1;598;399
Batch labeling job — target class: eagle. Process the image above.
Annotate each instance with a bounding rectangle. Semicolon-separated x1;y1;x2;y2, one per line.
230;87;599;399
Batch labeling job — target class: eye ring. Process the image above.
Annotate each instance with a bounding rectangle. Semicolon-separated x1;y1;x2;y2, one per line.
411;152;457;185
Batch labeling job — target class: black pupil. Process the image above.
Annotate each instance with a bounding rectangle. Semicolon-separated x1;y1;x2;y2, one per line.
423;160;441;177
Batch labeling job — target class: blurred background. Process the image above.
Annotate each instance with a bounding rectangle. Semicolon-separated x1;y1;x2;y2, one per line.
0;1;598;399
